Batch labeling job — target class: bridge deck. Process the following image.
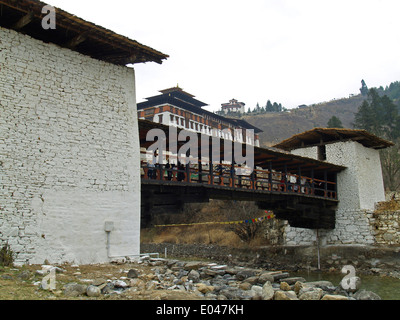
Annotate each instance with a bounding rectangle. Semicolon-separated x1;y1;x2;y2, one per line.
141;160;339;230
141;161;337;201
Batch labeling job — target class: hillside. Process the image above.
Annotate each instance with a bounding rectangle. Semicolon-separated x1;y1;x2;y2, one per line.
242;95;365;147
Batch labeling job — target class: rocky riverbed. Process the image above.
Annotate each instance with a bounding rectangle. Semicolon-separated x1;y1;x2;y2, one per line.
2;256;384;300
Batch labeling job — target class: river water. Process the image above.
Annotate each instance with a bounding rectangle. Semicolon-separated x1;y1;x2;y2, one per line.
292;271;400;300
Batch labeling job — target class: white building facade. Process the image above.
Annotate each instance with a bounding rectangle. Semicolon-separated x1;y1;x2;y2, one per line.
0;1;167;264
138;87;261;147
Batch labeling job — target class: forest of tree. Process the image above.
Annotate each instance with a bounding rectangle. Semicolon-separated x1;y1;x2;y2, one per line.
246;100;287;114
353;81;400;191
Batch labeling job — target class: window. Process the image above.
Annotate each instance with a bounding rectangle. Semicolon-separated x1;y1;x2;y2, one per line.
158;114;163;123
318;145;327;161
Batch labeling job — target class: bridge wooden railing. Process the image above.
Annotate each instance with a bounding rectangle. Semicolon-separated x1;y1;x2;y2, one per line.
140;156;337;200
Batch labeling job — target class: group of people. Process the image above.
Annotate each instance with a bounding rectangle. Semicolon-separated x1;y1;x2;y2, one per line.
143;161;331;197
146;161;186;182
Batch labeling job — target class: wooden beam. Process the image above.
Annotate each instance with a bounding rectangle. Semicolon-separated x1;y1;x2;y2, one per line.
65;32;89;49
12;12;33;30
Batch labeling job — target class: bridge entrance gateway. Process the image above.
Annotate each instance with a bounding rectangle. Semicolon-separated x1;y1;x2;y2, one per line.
139;120;346;230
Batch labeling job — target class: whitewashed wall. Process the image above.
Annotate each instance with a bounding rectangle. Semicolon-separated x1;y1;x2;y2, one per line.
0;27;141;264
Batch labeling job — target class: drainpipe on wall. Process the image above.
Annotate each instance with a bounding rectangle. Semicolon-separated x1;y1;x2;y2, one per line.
104;221;138;260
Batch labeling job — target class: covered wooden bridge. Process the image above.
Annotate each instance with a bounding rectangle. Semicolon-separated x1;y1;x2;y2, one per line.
139;120;346;230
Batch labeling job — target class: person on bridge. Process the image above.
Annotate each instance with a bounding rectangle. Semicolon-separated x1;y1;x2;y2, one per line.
177;162;185;182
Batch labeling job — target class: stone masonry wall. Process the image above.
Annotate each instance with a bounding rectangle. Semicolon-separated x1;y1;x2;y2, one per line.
285;209;376;246
285;206;399;246
373;201;400;245
373;211;400;245
0;27;141;265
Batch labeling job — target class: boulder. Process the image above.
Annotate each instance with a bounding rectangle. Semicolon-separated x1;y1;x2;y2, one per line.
299;288;323;300
64;283;87;297
127;269;139;279
353;290;381;300
262;281;275;300
86;285;101;297
274;290;298;300
280;282;292;291
185;262;205;270
196;283;215;294
251;285;263;300
258;272;275;284
92;278;107;286
188;269;201;283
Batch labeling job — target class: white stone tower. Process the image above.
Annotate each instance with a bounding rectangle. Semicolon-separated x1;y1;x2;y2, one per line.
274;128;393;245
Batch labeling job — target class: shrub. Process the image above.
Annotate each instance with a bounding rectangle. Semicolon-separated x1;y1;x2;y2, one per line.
0;242;15;267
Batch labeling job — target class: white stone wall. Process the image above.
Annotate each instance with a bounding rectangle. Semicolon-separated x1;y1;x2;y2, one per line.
326;141;385;211
288;141;385;245
0;27;141;264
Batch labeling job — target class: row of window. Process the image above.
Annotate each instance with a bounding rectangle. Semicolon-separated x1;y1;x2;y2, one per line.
157;112;257;145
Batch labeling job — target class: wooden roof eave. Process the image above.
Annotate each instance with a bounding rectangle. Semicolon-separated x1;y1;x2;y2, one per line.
0;0;169;65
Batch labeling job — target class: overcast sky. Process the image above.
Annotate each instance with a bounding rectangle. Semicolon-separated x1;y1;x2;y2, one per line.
46;0;400;111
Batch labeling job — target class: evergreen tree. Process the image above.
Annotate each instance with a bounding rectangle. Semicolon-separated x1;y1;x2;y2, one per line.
327;116;343;128
360;79;369;96
354;88;400;140
354;88;400;190
266;100;273;112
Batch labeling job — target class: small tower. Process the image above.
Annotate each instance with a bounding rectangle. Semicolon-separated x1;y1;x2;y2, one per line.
275;128;393;245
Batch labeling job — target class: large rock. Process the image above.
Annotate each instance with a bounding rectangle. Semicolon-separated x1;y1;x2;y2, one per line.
353;290;381;300
188;270;200;283
258;272;275;284
86;285;101;297
280;282;292;291
64;283;87;297
274;290;298;300
251;285;263;300
262;281;275;300
127;269;139;279
299;288;323;300
185;262;205;270
196;283;215;294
